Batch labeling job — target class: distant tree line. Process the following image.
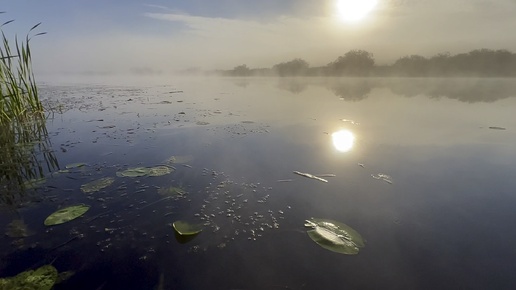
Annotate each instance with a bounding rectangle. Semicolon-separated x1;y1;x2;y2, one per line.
218;49;516;77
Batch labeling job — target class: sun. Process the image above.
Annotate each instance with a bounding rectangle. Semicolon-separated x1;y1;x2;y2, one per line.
336;0;378;22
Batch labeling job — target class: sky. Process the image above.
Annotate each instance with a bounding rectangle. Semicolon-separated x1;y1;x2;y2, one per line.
2;0;516;75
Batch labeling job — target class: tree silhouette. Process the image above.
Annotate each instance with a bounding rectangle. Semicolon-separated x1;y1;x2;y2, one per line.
327;50;375;76
273;58;309;76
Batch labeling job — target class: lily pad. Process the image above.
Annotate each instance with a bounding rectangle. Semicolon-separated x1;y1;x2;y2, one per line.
80;177;114;193
148;166;173;176
23;177;46;189
305;218;365;255
44;204;90;226
158;186;187;198
65;162;87;169
0;264;58;290
116;166;173;177
172;221;203;236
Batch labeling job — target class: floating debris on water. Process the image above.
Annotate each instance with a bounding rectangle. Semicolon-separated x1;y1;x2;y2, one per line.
488;126;506;130
65;162;87;169
315;174;336;177
293;171;328;183
371;173;393;184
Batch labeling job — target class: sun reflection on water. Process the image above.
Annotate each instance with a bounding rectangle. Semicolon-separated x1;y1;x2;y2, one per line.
332;129;355;152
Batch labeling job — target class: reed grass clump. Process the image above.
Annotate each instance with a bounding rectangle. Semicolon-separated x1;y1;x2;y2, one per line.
0;13;45;123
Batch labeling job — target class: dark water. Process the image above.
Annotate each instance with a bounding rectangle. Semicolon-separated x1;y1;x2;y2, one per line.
1;76;516;289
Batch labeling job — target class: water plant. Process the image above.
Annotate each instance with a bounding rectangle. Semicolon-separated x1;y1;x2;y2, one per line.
0;12;45;123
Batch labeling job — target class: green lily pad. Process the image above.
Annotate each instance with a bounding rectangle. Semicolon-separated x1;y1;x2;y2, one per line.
305;218;365;255
80;177;114;193
116;166;173;178
148;166;173;176
0;264;58;290
172;221;203;236
116;167;149;177
44;204;90;226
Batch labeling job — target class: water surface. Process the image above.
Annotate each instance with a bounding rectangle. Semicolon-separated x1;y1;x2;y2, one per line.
1;76;516;289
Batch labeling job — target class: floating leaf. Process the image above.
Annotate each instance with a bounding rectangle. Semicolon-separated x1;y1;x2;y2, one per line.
116;167;149;177
305;218;365;255
117;166;173;177
148;166;173;176
172;221;203;236
44;204;90;226
0;265;58;290
65;162;87;169
371;173;393;184
80;177;114;193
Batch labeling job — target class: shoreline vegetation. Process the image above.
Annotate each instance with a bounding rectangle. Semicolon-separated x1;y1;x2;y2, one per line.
215;49;516;78
0;13;45;123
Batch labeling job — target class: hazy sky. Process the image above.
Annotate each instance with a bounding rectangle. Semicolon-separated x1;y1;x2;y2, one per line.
2;0;516;74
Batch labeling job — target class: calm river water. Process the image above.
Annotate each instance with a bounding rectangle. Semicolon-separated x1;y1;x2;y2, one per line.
1;76;516;289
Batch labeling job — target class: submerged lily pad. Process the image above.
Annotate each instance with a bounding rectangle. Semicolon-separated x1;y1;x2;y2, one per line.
305;218;365;255
5;219;33;238
80;177;114;193
0;264;58;290
158;186;187;198
172;221;203;236
65;162;87;169
116;166;173;177
23;177;46;189
44;204;90;226
165;155;194;164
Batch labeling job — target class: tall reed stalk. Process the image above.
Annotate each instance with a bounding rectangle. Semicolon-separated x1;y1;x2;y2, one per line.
0;13;45;123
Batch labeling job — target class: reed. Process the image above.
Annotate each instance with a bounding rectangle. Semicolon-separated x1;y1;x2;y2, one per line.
0;13;45;123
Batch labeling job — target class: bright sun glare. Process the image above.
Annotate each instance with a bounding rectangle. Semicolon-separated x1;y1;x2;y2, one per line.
336;0;378;22
332;130;355;152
